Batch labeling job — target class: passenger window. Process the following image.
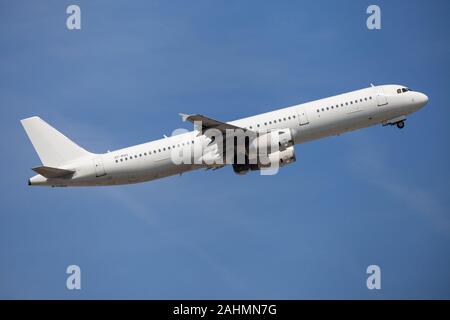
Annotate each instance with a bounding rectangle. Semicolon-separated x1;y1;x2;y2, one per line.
293;115;296;118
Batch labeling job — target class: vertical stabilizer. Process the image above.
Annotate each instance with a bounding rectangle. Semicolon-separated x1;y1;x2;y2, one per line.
20;116;92;167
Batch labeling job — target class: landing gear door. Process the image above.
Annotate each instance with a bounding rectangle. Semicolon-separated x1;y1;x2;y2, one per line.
376;88;388;106
93;157;106;177
297;108;309;125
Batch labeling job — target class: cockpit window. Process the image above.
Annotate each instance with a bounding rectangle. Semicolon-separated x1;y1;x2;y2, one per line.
398;87;411;94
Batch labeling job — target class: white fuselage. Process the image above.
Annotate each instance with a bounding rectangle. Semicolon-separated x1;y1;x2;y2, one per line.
28;84;428;187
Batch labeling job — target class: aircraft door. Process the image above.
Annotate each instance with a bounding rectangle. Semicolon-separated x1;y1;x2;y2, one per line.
297;108;309;125
93;157;106;177
376;88;388;106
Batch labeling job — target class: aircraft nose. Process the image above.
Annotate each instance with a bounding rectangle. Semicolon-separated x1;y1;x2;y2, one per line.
416;92;429;108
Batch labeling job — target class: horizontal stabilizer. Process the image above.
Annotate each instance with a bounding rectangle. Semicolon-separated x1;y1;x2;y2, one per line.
32;166;75;178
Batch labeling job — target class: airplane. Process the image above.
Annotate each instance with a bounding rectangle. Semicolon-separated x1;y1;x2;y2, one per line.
21;84;428;187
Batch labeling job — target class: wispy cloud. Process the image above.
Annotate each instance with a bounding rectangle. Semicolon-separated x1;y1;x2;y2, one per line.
345;135;450;234
99;187;248;297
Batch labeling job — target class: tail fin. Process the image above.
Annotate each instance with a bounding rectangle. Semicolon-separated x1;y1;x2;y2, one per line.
20;116;92;167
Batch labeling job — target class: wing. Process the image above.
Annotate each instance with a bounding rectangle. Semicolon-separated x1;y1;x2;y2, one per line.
179;113;254;135
179;113;258;169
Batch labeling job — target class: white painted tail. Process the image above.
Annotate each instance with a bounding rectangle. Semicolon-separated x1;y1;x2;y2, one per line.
21;116;92;167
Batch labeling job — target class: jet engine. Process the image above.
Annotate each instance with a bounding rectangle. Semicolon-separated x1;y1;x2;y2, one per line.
232;146;296;175
266;146;296;168
249;128;295;153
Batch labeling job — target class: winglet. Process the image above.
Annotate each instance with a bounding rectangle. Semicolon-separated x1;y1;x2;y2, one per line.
370;83;375;87
179;113;191;122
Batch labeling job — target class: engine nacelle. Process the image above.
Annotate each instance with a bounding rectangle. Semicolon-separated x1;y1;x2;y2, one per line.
232;164;251;175
232;146;296;175
250;128;295;153
265;146;296;168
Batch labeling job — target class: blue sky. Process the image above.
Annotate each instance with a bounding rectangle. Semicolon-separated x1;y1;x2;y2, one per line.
1;0;449;299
